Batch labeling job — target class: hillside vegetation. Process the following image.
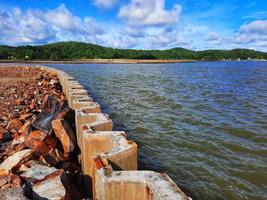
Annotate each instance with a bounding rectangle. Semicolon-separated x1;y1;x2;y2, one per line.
0;41;266;60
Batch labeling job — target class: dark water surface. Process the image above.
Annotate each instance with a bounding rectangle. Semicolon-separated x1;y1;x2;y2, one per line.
46;61;267;200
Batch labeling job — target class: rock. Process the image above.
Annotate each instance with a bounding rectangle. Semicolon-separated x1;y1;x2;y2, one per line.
0;169;10;188
0;187;28;200
0;126;12;142
19;114;33;121
6;119;23;131
21;164;58;184
52;119;76;157
18;120;33;136
9;112;20;119
29;100;36;110
0;149;33;171
0;169;21;188
25;130;57;154
49;79;58;85
32;170;70;200
40;148;65;167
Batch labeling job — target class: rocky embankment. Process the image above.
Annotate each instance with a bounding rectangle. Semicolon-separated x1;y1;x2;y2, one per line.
0;67;82;199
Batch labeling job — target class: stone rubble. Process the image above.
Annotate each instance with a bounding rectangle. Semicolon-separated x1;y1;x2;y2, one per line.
0;66;83;199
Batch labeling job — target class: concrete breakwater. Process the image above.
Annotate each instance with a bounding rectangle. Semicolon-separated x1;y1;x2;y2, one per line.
0;64;191;200
43;65;192;200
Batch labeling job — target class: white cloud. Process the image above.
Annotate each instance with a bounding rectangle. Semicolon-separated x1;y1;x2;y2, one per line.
0;3;267;52
205;32;220;41
118;0;181;26
92;0;118;9
240;20;267;34
0;4;105;45
122;26;145;38
45;4;82;32
0;8;55;44
231;20;267;51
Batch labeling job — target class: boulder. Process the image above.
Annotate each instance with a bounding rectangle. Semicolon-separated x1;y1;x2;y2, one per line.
52;119;76;157
25;130;57;154
6;119;23;131
0;149;33;171
32;170;70;200
21;164;58;184
0;169;21;189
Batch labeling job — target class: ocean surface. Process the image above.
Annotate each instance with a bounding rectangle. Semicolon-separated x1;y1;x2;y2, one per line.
46;61;267;200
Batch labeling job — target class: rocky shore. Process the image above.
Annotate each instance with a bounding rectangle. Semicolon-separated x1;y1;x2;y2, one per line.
0;66;82;199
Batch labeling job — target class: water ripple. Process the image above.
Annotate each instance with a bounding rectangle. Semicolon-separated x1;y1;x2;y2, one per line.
47;61;267;200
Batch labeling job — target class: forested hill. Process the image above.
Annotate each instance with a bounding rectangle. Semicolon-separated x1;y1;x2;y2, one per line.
0;41;266;60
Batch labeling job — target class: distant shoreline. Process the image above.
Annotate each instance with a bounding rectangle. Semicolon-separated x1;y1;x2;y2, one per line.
0;59;196;64
1;58;266;64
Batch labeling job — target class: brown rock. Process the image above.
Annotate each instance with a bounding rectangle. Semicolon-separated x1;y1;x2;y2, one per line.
40;94;49;110
25;130;57;154
28;101;36;110
9;112;20;119
52;119;76;156
40;148;65;167
6;119;23;131
18;120;32;136
0;149;33;171
0;169;9;188
19;114;33;121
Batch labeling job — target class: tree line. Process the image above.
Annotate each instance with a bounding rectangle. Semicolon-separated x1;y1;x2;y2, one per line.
0;41;266;60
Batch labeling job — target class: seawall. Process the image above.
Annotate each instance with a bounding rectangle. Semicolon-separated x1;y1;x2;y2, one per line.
37;65;192;200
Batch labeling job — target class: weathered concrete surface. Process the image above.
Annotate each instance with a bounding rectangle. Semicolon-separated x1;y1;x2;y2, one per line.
75;111;113;147
95;170;190;200
82;131;137;178
93;157;190;200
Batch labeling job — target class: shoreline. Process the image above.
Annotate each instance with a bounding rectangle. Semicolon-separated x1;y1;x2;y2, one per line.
0;59;266;64
0;59;196;64
0;65;191;200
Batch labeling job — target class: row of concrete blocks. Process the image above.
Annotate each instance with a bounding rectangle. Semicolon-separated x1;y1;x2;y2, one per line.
40;66;191;200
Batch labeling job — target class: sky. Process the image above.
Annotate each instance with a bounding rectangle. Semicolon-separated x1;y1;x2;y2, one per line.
0;0;267;51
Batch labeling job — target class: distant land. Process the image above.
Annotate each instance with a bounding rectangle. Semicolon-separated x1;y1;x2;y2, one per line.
0;41;267;62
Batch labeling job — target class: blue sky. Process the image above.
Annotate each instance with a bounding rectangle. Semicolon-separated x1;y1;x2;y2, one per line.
0;0;267;51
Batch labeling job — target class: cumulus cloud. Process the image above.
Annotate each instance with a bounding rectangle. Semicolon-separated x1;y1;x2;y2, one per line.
118;0;181;26
240;20;267;34
45;4;82;32
0;8;55;44
0;4;105;45
92;0;118;9
232;20;267;49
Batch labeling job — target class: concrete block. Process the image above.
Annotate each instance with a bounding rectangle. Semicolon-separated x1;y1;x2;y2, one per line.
93;157;189;200
82;131;137;194
68;89;89;102
69;95;90;108
75;111;113;147
72;98;98;110
62;77;75;94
